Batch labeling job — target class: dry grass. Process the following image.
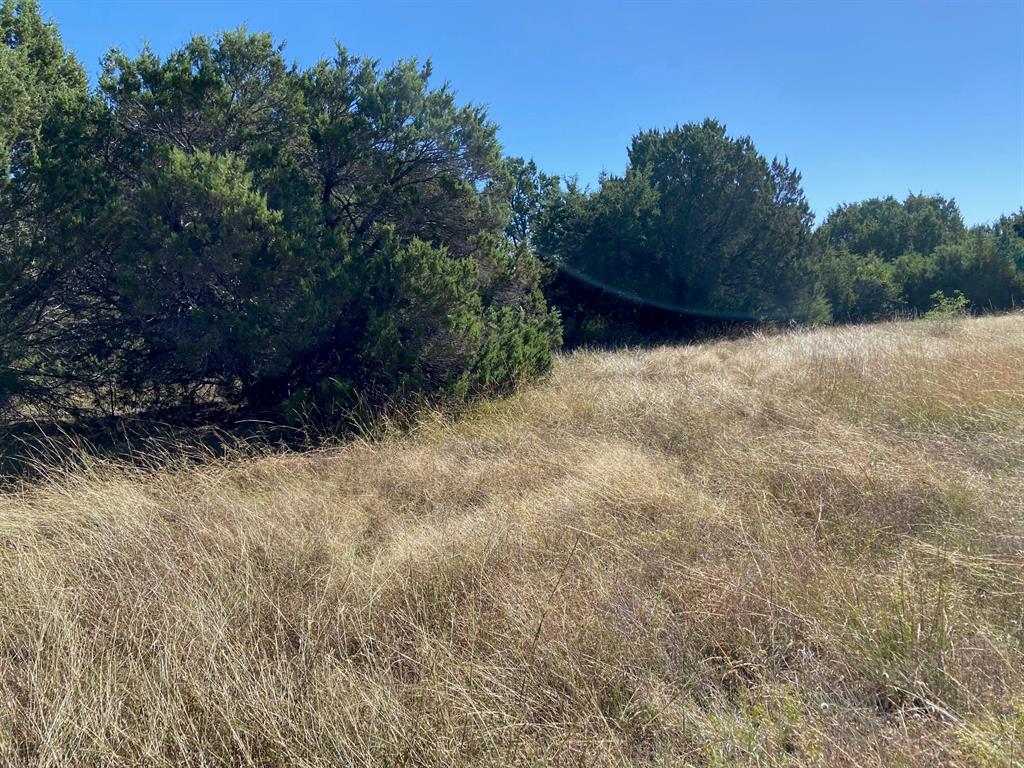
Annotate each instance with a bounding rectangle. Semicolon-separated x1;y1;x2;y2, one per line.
1;314;1022;766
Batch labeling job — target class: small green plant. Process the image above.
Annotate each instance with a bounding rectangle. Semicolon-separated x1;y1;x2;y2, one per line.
922;290;970;335
924;290;970;320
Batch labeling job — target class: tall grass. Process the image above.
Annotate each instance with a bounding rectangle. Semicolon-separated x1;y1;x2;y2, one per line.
1;314;1022;766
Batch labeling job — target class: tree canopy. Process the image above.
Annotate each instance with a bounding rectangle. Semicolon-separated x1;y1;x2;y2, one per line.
534;120;827;343
0;9;560;423
817;194;965;262
815;195;1023;321
0;0;90;415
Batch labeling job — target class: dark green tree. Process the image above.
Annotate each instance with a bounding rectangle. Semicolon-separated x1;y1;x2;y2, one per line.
502;156;561;248
816;248;902;322
3;27;560;423
536;119;827;339
816;194;1022;318
817;193;965;262
0;0;89;416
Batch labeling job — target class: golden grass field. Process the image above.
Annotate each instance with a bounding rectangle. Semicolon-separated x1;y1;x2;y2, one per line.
1;314;1022;766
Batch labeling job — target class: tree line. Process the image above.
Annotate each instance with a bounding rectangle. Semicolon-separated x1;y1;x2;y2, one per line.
2;0;1021;426
518;123;1023;344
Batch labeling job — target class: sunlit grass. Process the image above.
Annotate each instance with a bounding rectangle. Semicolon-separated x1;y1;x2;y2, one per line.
1;313;1022;766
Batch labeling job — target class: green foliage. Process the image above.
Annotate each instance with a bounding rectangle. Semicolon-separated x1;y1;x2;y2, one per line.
895;232;1024;314
502;156;561;248
817;193;965;262
535;119;828;338
0;0;88;416
0;26;559;424
474;303;561;390
1;10;1020;425
816;247;902;322
924;290;969;320
0;0;86;179
80;148;295;408
1007;209;1024;243
816;195;1023;322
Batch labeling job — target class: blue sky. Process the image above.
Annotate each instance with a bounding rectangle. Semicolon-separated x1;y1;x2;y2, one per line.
41;0;1023;225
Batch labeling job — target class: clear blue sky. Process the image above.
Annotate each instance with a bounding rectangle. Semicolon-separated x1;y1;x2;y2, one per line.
41;0;1023;225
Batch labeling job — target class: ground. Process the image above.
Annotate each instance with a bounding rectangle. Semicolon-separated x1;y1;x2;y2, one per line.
1;313;1022;766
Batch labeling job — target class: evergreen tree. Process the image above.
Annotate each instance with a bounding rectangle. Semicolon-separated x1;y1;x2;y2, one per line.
816;195;1022;319
1;26;561;423
0;0;89;416
536;119;827;342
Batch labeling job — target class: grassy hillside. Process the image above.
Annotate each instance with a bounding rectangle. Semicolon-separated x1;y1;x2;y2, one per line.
1;314;1022;766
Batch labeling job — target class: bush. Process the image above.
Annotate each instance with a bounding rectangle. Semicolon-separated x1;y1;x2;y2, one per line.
896;233;1023;314
1;25;560;423
535;120;828;333
924;290;969;320
818;195;1023;322
817;248;902;322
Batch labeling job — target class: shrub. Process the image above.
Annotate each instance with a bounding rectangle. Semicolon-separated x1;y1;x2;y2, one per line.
817;248;902;322
1;26;560;423
818;195;1023;322
897;234;1023;314
535;120;828;332
924;290;969;320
